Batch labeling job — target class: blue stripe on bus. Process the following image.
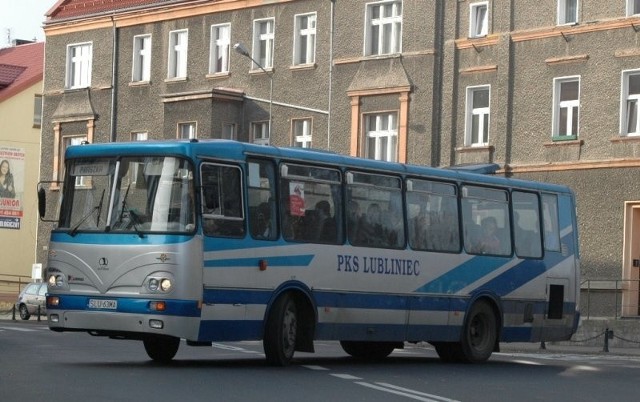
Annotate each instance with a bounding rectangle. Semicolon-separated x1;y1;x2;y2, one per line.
51;232;192;245
414;256;507;294
198;320;263;341
47;294;201;317
204;254;315;268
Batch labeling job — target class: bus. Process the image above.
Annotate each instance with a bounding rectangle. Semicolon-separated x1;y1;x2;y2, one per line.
39;139;580;365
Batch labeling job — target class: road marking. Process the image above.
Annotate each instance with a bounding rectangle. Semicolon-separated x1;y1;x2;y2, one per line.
302;365;330;371
331;373;362;380
0;326;41;332
356;382;460;402
211;342;263;355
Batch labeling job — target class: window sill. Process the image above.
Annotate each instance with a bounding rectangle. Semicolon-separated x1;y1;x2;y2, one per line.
129;80;151;87
550;135;578;142
164;77;188;83
611;134;640;143
249;68;273;76
206;72;230;79
289;63;317;72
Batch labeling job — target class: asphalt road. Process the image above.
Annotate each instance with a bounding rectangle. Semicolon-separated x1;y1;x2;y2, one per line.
2;320;640;402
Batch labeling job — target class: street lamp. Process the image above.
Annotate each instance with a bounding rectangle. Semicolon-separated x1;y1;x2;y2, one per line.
234;42;273;138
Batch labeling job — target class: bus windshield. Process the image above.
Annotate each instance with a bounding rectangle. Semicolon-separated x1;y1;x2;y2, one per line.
59;156;195;234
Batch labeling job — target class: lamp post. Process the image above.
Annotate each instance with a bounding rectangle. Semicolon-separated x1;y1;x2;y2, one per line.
233;42;273;138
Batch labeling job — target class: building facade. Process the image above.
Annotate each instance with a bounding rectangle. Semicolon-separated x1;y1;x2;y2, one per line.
40;0;640;316
0;41;43;280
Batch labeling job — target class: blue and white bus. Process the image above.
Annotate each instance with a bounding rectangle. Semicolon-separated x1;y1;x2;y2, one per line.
40;140;580;365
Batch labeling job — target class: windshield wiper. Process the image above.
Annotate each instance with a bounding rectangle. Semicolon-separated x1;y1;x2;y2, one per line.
69;189;105;237
118;183;145;238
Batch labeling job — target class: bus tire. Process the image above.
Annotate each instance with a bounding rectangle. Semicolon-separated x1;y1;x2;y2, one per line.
264;294;298;366
339;341;398;360
459;300;497;363
143;335;180;363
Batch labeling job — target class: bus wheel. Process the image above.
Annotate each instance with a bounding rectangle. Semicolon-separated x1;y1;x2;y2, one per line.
340;341;397;360
143;335;180;363
264;294;298;366
459;300;497;363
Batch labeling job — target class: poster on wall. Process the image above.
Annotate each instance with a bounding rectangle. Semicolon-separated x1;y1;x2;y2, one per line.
0;147;25;230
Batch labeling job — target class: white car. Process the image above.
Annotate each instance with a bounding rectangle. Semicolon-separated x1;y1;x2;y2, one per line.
15;282;47;320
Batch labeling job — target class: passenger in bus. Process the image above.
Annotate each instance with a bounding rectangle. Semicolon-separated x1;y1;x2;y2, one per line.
314;200;337;243
474;217;501;254
414;211;435;250
253;202;273;239
434;210;460;251
347;200;361;242
357;203;386;247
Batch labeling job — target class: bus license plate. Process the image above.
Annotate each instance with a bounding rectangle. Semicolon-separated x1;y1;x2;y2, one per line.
88;299;118;310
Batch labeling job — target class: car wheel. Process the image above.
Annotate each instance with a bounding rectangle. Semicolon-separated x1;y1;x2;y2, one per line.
19;304;30;320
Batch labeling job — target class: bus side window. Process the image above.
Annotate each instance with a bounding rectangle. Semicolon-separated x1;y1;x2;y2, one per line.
462;185;511;256
513;191;542;258
280;163;343;245
542;194;561;251
248;159;277;241
200;163;245;237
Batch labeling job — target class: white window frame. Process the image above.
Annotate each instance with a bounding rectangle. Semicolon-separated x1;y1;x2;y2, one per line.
252;121;270;145
469;2;489;38
552;76;580;138
62;135;88;186
252;18;275;70
557;0;579;25
621;70;640;136
209;23;231;75
168;29;188;79
66;42;92;89
465;85;491;146
364;1;402;56
178;122;197;139
364;112;398;162
627;0;640;16
132;34;152;82
292;118;312;148
293;13;317;66
222;123;236;140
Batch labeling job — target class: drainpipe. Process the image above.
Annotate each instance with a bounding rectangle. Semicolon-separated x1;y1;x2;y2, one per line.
327;0;335;151
109;15;118;142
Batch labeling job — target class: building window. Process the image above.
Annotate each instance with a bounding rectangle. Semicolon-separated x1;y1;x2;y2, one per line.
62;135;88;186
622;70;640;136
292;118;312;148
209;24;230;75
252;18;275;69
365;1;402;56
222;123;236;140
466;86;490;146
178;122;196;139
66;43;92;89
293;13;316;66
553;77;580;139
558;0;578;25
131;132;148;141
252;121;270;145
628;0;640;15
469;2;489;38
132;35;151;82
168;29;188;79
364;113;397;162
33;95;42;128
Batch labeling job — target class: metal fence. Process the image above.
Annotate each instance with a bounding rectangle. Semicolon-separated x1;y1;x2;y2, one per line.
0;273;32;311
581;279;640;319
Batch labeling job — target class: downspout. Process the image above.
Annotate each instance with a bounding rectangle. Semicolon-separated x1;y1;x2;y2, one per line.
327;0;335;151
109;15;118;142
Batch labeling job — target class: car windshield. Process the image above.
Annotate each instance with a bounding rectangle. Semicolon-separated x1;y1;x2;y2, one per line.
58;156;195;234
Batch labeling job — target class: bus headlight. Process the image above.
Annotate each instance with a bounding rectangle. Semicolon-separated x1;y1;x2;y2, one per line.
160;279;172;292
48;274;66;288
145;274;174;293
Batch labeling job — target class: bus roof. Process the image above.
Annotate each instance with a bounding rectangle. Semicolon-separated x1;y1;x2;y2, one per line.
64;139;572;194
